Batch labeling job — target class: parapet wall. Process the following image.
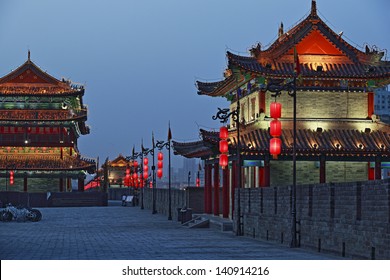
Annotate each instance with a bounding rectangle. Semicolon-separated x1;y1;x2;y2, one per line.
237;179;390;259
143;187;204;221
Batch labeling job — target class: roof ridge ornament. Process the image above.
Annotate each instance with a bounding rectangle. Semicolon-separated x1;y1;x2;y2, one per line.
28;50;31;62
310;0;318;18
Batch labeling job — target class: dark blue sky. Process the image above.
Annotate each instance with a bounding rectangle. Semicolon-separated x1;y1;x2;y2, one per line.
1;0;389;167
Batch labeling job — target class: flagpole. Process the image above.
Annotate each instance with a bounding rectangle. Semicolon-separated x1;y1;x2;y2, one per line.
152;132;157;214
168;122;172;220
140;139;144;210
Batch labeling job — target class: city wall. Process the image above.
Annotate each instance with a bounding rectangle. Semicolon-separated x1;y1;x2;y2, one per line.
237;178;390;259
142;187;204;221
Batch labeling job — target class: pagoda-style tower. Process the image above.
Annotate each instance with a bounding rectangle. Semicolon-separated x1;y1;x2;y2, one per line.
0;52;95;192
173;1;390;217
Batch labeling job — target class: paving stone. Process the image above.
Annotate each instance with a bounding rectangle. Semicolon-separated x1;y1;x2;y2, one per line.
0;201;341;260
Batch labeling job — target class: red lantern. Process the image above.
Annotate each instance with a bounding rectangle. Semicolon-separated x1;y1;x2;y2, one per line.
9;171;14;185
158;152;163;161
126;167;130;175
143;165;148;172
143;171;148;179
149;181;153;188
219;140;228;153
196;178;200;187
132;172;138;180
157;169;163;179
124;174;130;187
143;158;148;166
157;161;163;169
219;154;228;168
219;126;228;139
270;137;282;157
270;119;282;137
133;160;138;169
270;102;282;119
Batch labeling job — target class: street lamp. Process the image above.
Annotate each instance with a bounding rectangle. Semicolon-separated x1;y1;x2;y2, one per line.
265;77;298;248
126;147;142;207
156;132;172;220
212;91;242;236
142;134;157;214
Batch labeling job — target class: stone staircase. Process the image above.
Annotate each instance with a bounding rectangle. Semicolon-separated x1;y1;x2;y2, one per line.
182;214;233;231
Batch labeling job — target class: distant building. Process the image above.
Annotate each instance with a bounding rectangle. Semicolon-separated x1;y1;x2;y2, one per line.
182;158;196;185
106;154;129;187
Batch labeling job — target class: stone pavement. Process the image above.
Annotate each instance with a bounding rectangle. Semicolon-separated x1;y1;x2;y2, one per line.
0;201;342;260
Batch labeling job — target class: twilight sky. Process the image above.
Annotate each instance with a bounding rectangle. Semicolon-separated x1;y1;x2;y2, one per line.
0;0;389;167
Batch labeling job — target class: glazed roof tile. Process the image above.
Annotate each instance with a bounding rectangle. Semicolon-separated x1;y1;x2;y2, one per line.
0;58;83;96
173;121;390;160
0;155;96;172
196;1;390;97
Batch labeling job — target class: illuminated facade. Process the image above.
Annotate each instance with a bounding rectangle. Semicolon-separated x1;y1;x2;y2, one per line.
173;1;390;217
106;154;129;187
0;52;95;192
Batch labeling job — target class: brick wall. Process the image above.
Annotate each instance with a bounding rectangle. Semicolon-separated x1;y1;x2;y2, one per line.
230;90;368;124
270;161;368;186
0;177;63;192
265;91;368;119
236;178;390;259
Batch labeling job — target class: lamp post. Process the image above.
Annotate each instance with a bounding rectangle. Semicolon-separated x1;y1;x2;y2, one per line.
212;92;242;236
156;136;172;221
265;77;298;248
5;156;8;191
187;171;191;188
142;134;157;214
126;147;142;207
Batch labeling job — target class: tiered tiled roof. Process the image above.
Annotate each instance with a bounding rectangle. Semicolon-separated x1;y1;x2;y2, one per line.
196;0;390;97
0;54;94;178
230;123;390;160
108;154;129;167
172;129;219;159
0;155;96;173
0;54;83;96
174;120;390;161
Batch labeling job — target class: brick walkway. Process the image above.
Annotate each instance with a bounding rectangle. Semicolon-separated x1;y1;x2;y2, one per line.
0;202;342;260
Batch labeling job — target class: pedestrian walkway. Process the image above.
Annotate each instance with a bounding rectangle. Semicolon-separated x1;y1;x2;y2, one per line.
0;202;342;260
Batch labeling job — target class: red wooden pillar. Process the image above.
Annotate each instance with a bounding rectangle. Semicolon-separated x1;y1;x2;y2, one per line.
59;178;64;192
259;167;264;187
78;178;84;192
367;91;374;118
375;157;382;180
213;163;220;216
23;177;28;192
368;162;375;180
319;156;326;183
222;167;229;218
205;164;212;214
